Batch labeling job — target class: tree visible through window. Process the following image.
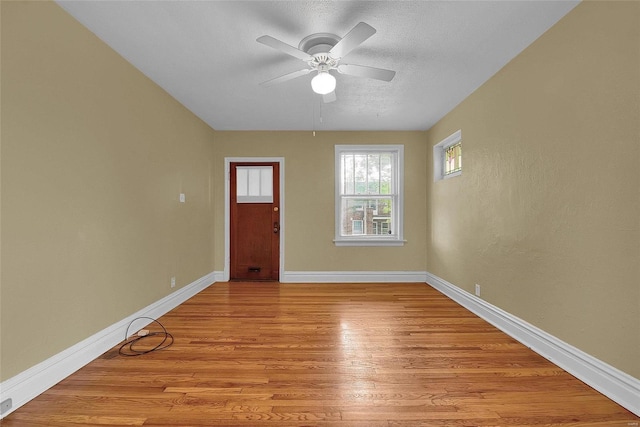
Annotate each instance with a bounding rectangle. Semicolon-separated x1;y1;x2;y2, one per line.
335;145;404;246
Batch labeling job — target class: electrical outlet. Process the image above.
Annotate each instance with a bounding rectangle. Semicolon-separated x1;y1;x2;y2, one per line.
179;193;186;203
170;277;176;288
1;398;12;414
475;284;481;297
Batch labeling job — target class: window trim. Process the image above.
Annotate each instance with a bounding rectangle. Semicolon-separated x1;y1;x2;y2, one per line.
334;145;405;247
433;130;462;182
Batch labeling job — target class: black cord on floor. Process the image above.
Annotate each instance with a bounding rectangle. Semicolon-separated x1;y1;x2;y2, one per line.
119;316;174;356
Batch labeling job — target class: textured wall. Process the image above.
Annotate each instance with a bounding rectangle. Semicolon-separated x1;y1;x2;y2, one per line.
426;1;639;378
213;131;428;273
1;1;216;380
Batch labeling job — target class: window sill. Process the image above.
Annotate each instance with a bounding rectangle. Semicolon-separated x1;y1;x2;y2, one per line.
442;170;461;180
334;239;406;247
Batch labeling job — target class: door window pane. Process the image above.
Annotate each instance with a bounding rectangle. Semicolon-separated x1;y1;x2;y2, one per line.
236;166;273;203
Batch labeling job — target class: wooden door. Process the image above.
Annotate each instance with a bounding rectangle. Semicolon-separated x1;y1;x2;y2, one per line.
230;162;280;281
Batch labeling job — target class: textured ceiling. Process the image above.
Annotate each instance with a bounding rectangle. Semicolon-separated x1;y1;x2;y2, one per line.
56;1;579;131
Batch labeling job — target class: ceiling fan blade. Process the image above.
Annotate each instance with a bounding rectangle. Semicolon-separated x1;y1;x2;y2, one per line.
257;35;313;61
323;91;337;103
259;68;312;87
337;64;396;82
329;22;376;59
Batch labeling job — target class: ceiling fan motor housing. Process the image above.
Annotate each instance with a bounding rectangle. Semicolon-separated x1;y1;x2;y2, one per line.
298;33;341;57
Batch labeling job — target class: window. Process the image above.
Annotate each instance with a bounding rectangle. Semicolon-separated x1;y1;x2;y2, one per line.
433;130;462;181
235;166;273;203
335;145;404;246
444;142;462;175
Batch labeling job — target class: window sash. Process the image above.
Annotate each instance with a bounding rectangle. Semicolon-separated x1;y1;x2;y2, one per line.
339;195;397;237
340;152;395;196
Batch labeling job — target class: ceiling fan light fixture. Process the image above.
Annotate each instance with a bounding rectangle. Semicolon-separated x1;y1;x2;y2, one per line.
311;71;336;95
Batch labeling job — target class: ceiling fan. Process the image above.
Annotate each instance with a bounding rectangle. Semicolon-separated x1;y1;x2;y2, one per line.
257;22;396;102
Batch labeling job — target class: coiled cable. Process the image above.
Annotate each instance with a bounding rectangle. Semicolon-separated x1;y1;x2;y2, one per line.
119;316;174;356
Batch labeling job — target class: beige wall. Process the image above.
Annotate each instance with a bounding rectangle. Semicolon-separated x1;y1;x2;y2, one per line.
426;1;640;378
213;131;428;273
1;1;216;380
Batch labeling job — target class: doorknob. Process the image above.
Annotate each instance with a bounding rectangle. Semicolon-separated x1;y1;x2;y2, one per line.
273;221;280;234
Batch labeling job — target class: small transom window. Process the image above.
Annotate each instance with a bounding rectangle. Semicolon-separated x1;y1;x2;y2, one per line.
434;130;462;181
444;141;462;176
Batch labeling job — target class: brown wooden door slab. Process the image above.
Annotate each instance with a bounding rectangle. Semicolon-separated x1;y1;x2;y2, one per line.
230;162;280;281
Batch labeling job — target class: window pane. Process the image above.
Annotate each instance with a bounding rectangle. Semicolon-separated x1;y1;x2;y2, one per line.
260;167;273;197
368;154;380;194
341;197;393;236
444;142;462;175
236;168;248;197
236;166;273;203
343;154;354;194
354;154;367;194
247;168;260;196
380;153;392;194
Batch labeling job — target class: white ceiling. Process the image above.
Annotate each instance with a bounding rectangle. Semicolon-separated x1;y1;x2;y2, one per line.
56;1;579;131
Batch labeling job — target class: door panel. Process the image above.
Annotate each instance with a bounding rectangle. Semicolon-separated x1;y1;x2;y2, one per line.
230;162;280;281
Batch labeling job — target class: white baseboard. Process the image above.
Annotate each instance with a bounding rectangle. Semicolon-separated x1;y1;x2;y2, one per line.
281;270;428;283
213;270;225;282
0;271;216;418
425;271;640;417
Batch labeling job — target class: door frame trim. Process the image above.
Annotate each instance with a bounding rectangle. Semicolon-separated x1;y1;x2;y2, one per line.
224;157;285;282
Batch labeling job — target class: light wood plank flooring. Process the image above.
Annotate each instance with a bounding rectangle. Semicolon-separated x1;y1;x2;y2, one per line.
4;282;638;426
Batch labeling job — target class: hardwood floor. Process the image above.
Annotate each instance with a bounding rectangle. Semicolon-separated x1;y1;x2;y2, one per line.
4;282;638;426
